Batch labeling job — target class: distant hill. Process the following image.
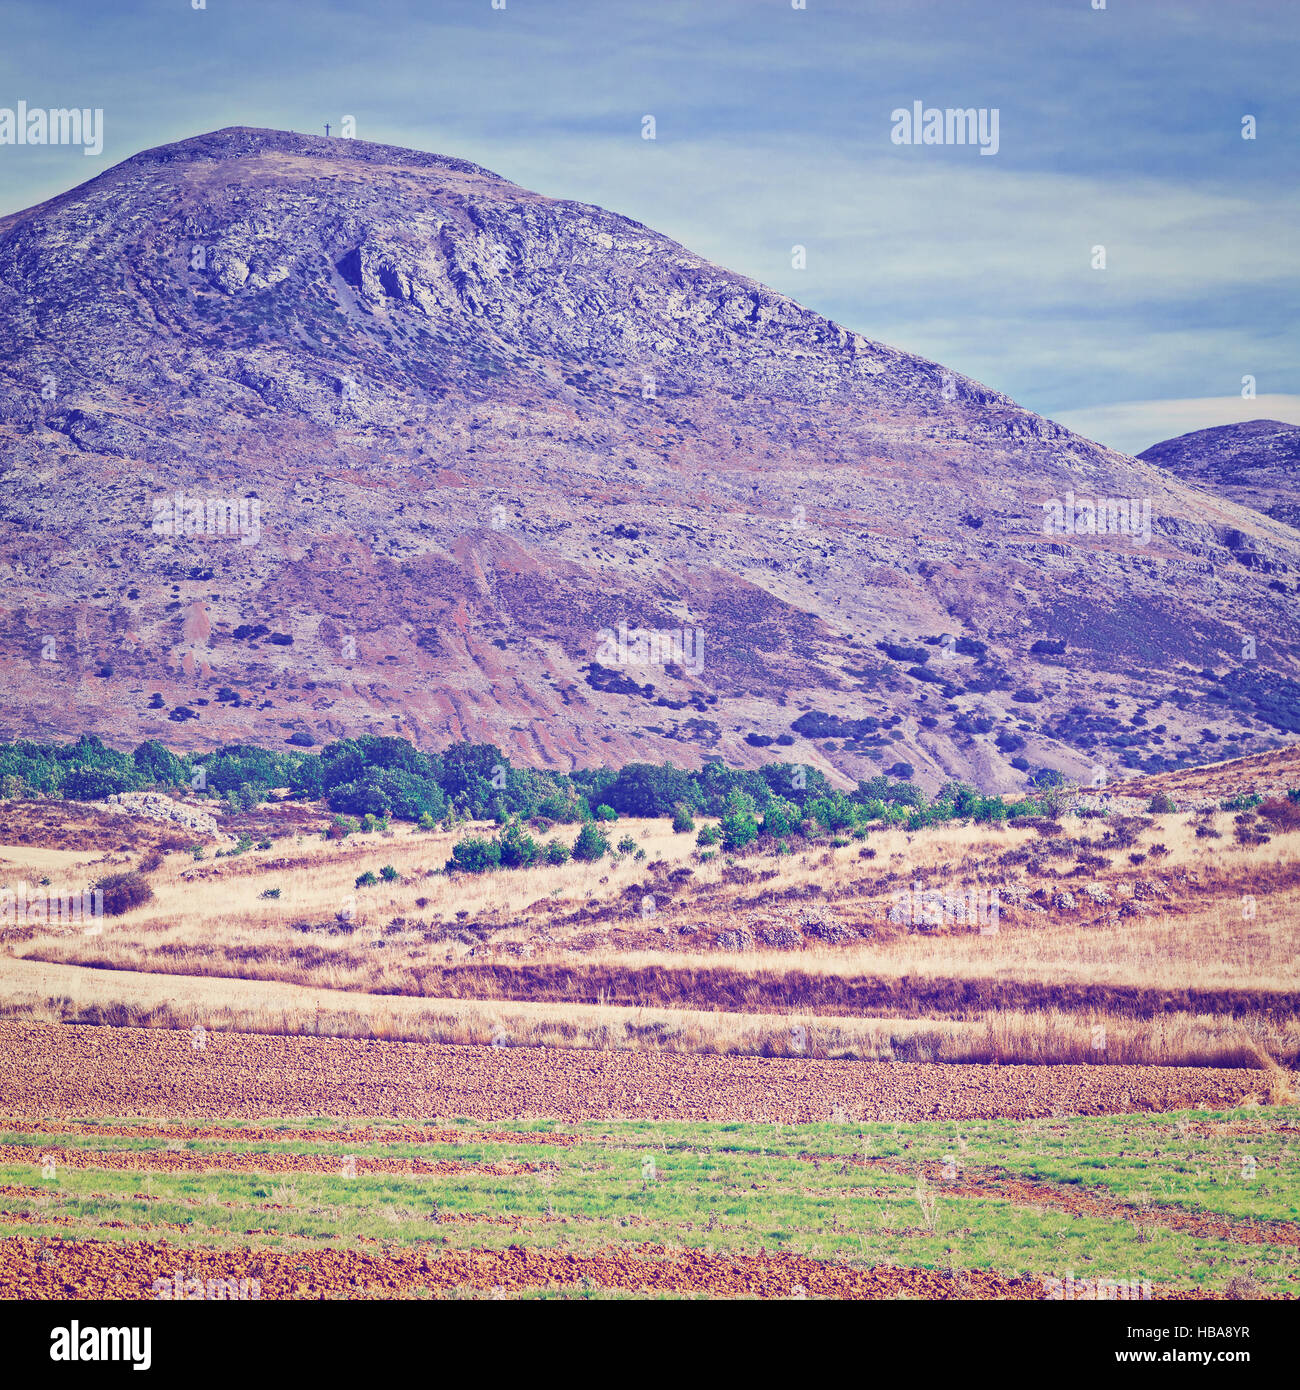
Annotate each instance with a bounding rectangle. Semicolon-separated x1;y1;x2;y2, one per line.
1127;744;1300;805
1;128;1299;789
1139;419;1300;530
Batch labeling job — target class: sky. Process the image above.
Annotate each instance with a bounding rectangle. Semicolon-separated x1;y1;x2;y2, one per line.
1;0;1297;456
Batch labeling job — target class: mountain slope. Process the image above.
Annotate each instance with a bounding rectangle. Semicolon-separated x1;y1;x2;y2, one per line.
1138;420;1300;530
1;126;1298;788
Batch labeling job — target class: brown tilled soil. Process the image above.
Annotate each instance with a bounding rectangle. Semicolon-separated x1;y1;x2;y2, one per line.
0;1235;1213;1300
0;1120;579;1146
0;1022;1268;1122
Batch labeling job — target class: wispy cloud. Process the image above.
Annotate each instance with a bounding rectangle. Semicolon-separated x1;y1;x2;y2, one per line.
1;0;1294;446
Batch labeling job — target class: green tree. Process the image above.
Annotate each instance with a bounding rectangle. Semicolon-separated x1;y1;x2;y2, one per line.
63;766;134;800
720;789;759;851
498;821;540;869
761;796;800;839
604;762;699;817
132;739;183;786
572;823;610;862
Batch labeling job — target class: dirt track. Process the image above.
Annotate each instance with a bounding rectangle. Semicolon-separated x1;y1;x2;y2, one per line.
805;1154;1300;1249
0;1022;1268;1122
0;1235;1212;1300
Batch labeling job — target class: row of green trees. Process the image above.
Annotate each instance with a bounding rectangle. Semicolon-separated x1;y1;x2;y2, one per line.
684;779;1047;856
0;734;1055;837
0;736;915;823
446;821;615;874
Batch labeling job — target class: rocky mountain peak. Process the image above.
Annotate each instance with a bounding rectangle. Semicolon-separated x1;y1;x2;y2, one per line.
0;129;1297;785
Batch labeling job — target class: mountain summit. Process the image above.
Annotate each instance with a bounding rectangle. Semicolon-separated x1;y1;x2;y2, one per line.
1;127;1297;784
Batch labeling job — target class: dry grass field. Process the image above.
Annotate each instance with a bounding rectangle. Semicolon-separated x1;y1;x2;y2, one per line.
2;750;1297;1301
3;766;1297;1069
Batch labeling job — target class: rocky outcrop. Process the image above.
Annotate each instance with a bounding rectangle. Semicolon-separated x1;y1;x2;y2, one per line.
104;792;221;839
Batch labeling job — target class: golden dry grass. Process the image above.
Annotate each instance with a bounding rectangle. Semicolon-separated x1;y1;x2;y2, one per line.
3;801;1297;1068
1;955;1294;1068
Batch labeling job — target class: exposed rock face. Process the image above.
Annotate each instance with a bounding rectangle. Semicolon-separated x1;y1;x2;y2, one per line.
0;127;1298;788
104;792;220;838
1139;420;1300;530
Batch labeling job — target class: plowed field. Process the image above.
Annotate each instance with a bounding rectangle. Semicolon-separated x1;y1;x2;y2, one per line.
0;1022;1266;1122
0;1235;1068;1300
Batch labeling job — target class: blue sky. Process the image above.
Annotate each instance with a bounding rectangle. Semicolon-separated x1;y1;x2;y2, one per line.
2;0;1297;454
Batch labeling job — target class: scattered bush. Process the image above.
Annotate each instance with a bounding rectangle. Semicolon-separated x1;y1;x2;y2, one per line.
95;870;154;917
325;815;360;841
1259;797;1300;832
446;837;503;874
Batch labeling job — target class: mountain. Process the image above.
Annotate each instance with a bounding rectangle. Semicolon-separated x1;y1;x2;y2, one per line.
1138;420;1300;531
1;126;1298;788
